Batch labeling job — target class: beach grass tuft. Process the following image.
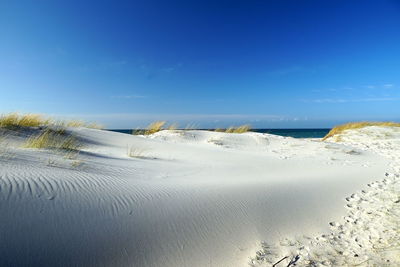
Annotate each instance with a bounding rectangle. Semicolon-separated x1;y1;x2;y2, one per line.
144;121;166;135
24;128;82;151
323;121;400;140
0;113;51;129
65;120;103;129
215;125;251;133
131;122;251;135
134;121;179;135
214;128;225;132
0;112;103;130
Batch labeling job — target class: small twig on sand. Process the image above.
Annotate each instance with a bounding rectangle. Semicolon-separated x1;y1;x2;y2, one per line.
272;256;288;267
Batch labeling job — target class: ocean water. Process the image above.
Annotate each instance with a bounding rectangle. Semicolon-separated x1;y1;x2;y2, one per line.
252;128;330;138
108;128;330;139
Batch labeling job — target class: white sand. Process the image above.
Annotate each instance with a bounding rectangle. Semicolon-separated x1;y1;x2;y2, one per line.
0;127;395;266
251;126;400;266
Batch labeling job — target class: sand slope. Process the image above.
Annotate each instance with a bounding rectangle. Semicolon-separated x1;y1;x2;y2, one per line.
0;128;391;266
251;126;400;266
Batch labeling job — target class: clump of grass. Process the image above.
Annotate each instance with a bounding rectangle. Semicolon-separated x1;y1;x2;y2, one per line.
215;124;251;133
133;121;167;135
236;124;251;133
133;121;178;135
322;121;400;140
65;120;103;129
0;112;51;129
24;128;82;151
66;120;86;127
144;121;166;135
0;112;103;129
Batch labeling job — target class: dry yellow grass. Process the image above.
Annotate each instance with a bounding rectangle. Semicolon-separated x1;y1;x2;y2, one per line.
323;121;400;140
143;121;166;135
65;120;103;129
133;121;181;135
24;128;82;151
0;112;103;129
216;124;251;133
134;122;251;135
214;128;225;132
66;120;86;127
0;113;51;128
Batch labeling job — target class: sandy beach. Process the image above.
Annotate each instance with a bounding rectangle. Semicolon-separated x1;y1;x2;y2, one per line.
0;126;398;266
252;126;400;266
3;1;399;266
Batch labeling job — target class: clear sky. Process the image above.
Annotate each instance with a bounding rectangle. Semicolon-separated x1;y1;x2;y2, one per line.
1;0;400;128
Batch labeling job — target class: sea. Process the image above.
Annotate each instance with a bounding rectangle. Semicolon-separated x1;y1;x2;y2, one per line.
108;128;330;139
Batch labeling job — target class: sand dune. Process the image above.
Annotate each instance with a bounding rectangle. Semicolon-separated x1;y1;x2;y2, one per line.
252;126;400;266
0;127;394;266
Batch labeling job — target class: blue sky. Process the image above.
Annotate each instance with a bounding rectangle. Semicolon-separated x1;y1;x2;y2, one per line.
1;0;400;128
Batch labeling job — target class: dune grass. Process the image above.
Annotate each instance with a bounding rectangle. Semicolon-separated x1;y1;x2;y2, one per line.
214;128;225;132
130;122;252;135
131;121;251;135
0;113;51;129
323;121;400;140
65;120;103;129
0;112;103;130
215;124;251;133
133;121;179;135
24;128;82;151
144;121;166;135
